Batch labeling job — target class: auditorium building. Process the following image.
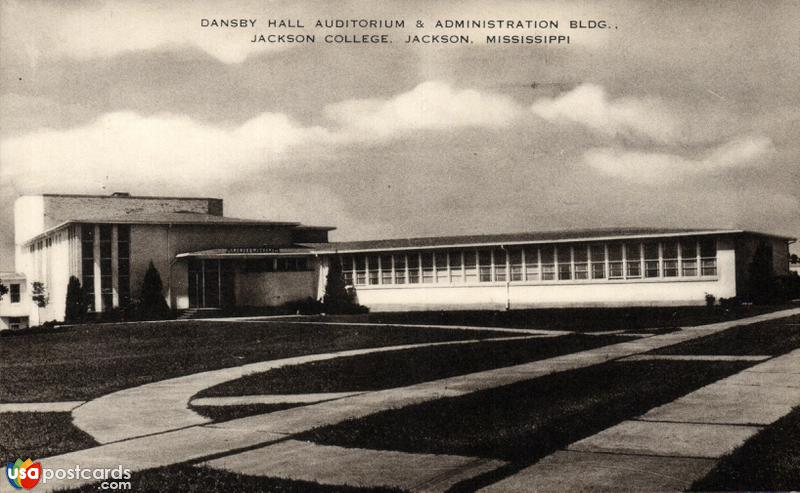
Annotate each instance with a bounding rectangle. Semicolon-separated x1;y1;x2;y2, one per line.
3;192;795;326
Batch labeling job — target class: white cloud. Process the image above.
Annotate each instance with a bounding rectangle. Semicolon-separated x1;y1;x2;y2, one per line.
531;83;685;143
583;135;774;184
0;81;521;191
0;111;328;189
325;81;521;140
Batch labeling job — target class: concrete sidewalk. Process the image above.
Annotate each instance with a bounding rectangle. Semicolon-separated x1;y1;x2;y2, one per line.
37;308;800;491
73;334;540;443
483;346;800;492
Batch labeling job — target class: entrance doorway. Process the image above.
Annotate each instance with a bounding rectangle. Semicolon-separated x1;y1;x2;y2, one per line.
188;259;234;308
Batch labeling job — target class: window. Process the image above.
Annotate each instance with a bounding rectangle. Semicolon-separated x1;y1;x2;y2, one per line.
355;256;367;285
421;252;434;283
662;241;679;277
681;240;698;276
644;242;660;278
81;225;95;311
118;225;131;305
509;249;523;281
478;250;492;282
524;247;539;281
99;225;113;311
449;251;464;283
608;244;624;279
9;317;23;330
394;254;406;284
625;242;642;279
464;251;477;282
408;253;420;284
368;255;380;285
700;239;717;276
574;245;588;280
541;246;555;281
493;249;507;282
435;251;449;283
10;284;20;303
557;246;572;280
380;255;393;285
341;256;354;285
590;244;606;279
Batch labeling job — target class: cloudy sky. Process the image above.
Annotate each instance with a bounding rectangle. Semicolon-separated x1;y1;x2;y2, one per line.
1;0;798;270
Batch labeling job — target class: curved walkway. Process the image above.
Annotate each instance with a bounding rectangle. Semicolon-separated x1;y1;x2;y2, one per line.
72;334;542;443
44;308;800;492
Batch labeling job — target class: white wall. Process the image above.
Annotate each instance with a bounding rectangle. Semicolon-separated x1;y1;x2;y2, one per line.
350;243;737;312
0;277;30;330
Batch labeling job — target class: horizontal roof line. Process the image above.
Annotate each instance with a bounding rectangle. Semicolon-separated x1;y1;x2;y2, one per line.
33;193;223;201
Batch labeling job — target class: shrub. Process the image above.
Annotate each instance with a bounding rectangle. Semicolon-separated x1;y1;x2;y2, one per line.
322;257;368;314
136;261;171;320
64;276;86;323
705;293;716;307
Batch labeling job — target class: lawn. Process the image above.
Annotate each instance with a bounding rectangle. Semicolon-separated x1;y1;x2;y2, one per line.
62;464;401;493
0;321;508;402
290;304;794;332
652;314;800;356
197;334;628;398
691;404;800;491
0;412;97;464
300;360;753;490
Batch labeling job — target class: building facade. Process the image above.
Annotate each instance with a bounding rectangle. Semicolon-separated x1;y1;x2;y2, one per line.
5;192;796;326
0;272;30;330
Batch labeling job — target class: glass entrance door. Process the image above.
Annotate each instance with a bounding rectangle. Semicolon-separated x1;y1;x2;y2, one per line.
188;259;222;308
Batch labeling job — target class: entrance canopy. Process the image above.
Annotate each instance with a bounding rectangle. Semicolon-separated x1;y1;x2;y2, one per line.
176;246;318;259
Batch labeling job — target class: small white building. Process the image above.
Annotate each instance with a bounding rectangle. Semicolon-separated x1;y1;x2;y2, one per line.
0;272;30;330
5;192;796;326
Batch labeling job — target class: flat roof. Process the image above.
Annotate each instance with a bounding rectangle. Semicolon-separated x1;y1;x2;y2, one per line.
22;212;335;245
176;227;796;258
306;228;796;254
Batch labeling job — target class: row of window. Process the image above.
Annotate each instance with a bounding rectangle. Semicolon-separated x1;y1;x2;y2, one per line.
340;239;718;286
28;233;65;253
81;224;131;311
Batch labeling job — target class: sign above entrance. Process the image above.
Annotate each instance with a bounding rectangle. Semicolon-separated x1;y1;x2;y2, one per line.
225;247;281;254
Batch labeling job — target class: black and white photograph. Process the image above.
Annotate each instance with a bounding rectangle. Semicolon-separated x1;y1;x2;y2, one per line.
1;1;799;491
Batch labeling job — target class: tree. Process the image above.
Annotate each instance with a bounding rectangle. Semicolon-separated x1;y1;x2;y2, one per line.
322;256;366;314
138;261;170;320
31;282;49;323
0;280;7;301
64;276;86;323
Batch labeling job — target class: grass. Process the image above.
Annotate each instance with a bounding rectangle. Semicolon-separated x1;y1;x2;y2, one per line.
0;321;508;402
191;403;303;422
691;404;800;491
301;361;752;468
62;464;402;493
653;314;800;356
0;412;97;464
198;334;630;400
291;304;795;332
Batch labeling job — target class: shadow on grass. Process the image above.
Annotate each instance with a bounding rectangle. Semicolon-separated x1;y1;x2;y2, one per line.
691;404;800;491
293;304;795;332
0;321;509;403
0;412;97;464
299;360;753;490
653;314;800;356
191;403;305;423
197;334;631;399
